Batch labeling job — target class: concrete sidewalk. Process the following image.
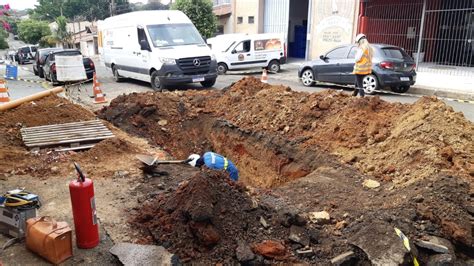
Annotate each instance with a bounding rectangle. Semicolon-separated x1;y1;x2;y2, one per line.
413;71;474;101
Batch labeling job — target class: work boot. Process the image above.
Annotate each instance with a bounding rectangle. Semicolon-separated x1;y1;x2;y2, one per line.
352;89;359;96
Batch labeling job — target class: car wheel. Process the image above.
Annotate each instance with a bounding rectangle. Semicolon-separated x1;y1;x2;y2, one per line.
217;63;227;75
362;74;379;94
268;60;280;73
201;78;216;88
391;85;410;93
112;66;123;82
150;71;163;92
301;69;315;87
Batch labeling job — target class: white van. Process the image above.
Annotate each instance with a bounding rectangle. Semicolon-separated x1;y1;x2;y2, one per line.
207;33;286;74
98;11;217;91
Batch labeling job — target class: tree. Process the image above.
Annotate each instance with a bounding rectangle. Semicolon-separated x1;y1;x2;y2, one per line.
54;16;72;47
31;0;131;21
0;29;8;49
172;0;217;39
18;19;51;44
136;0;169;11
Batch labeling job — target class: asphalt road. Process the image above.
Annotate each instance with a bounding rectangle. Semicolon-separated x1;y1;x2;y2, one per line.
1;35;473;121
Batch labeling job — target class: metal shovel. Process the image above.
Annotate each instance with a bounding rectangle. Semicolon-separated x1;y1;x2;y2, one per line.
136;154;191;166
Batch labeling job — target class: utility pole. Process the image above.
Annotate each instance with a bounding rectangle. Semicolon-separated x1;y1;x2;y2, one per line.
110;0;115;17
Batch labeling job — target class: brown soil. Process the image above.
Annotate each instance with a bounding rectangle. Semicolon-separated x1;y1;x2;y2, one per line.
0;95;154;179
97;77;474;264
1;78;473;264
132;170;298;264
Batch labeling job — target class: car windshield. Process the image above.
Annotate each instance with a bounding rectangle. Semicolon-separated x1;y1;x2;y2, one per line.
147;23;205;48
382;48;410;59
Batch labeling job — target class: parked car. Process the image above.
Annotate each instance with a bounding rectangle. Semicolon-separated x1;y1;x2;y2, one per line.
207;33;286;74
98;10;217;91
17;45;38;64
298;44;416;94
42;49;95;84
13;35;19;40
33;48;63;77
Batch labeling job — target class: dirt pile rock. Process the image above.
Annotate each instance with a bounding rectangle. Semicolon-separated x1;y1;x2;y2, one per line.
132;170;291;264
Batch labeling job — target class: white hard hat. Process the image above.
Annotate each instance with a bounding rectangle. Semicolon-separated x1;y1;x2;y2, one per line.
188;154;200;167
355;33;366;43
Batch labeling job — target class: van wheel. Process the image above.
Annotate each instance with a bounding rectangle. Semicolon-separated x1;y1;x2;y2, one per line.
268;60;280;73
112;66;123;82
150;71;163;92
201;78;216;88
217;63;227;75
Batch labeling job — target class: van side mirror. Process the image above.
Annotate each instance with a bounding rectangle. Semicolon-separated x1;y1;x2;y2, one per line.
140;39;150;51
320;55;327;60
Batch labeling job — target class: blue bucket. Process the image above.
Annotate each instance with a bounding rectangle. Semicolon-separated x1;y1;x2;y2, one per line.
5;64;18;80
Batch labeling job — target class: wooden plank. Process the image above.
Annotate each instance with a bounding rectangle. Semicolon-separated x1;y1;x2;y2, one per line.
25;135;115;148
54;144;96;152
22;124;107;134
24;133;115;145
21;120;103;131
21;120;105;133
22;127;112;139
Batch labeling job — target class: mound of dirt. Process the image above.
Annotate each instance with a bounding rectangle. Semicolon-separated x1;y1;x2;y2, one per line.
100;77;473;187
132;170;295;264
0;95;146;179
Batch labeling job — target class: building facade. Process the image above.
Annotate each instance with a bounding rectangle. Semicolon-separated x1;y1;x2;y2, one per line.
213;0;473;75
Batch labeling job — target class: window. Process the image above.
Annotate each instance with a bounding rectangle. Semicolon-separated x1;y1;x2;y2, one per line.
348;46;357;59
382;48;408;59
326;47;348;59
234;40;251;53
248;16;254;24
237;17;243;24
146;23;205;48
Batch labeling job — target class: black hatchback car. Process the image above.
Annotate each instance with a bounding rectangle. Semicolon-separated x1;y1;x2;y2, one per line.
298;44;416;94
43;49;95;84
33;48;63;78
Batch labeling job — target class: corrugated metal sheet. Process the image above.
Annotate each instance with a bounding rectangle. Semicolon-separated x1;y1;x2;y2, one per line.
264;0;290;37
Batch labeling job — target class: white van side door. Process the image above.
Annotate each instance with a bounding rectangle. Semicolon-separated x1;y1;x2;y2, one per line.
133;26;153;82
226;40;257;70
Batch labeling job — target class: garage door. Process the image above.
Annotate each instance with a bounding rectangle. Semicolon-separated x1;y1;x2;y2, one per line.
263;0;290;37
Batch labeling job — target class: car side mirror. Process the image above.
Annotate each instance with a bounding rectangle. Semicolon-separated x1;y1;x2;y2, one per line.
140;39;150;51
231;50;236;54
320;55;327;60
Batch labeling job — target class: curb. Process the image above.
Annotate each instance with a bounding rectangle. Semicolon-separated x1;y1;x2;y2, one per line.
410;86;474;102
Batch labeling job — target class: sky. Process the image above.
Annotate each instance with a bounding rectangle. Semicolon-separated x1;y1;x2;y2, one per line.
0;0;164;11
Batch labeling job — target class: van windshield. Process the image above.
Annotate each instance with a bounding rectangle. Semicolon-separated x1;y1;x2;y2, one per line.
147;23;205;48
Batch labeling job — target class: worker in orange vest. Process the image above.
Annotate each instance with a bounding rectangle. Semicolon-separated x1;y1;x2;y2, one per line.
352;33;374;97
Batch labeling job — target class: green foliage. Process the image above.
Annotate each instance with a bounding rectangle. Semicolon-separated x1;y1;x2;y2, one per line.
0;29;8;49
4;17;18;35
135;0;169;11
18;19;52;44
31;0;131;21
172;0;217;39
39;35;57;47
54;16;72;46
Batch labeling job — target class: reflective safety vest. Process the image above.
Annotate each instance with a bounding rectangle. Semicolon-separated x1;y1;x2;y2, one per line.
353;47;373;75
202;152;239;181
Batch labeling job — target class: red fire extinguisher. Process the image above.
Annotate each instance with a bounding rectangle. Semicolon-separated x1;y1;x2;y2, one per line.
69;162;99;249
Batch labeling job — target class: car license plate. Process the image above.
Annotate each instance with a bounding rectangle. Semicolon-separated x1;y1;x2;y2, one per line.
192;76;205;82
400;77;410;81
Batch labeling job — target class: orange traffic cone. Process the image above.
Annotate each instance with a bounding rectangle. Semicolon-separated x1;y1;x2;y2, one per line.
92;73;107;104
0;79;10;103
261;69;268;83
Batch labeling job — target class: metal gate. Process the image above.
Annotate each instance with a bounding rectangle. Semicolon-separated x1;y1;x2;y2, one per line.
263;0;290;36
364;0;473;76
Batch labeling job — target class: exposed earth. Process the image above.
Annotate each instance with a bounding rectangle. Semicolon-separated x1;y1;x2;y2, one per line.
0;77;473;265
